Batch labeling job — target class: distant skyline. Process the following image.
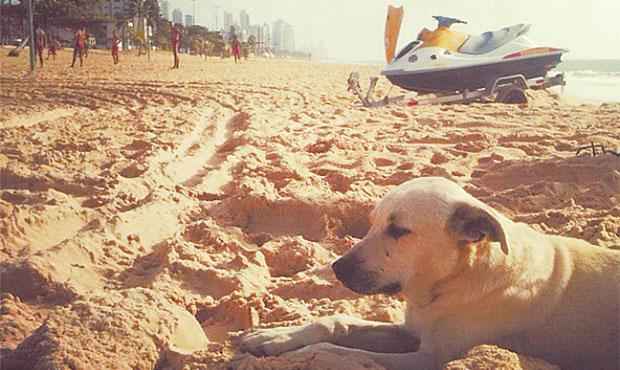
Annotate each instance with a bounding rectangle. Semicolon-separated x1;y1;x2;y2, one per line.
165;0;620;61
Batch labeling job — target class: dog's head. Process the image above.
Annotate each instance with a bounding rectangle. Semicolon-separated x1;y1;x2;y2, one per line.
332;177;510;299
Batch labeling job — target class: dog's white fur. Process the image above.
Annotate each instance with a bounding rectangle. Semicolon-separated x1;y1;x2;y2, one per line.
238;177;620;370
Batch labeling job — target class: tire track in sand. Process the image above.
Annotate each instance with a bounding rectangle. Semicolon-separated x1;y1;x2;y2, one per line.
3;106;244;302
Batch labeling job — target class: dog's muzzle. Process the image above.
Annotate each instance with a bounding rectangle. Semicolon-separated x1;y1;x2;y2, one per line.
332;255;402;295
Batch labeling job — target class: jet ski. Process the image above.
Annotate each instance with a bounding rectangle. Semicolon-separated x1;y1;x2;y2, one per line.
382;14;568;93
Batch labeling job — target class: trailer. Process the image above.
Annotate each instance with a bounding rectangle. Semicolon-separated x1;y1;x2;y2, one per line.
347;72;566;108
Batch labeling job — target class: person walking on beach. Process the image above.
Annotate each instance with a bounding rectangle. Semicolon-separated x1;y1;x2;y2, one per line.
111;30;120;65
84;30;90;59
170;23;181;69
71;26;87;67
202;39;209;60
47;34;59;61
231;36;241;64
35;26;47;67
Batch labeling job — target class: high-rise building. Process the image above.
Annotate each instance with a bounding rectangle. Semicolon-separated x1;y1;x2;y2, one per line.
262;23;271;52
272;19;295;53
210;4;220;30
223;11;234;33
172;8;183;26
239;10;250;32
159;0;170;20
271;19;284;52
283;23;295;52
185;15;194;27
100;0;130;18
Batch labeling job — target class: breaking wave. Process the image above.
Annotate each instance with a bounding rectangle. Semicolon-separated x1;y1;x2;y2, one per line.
564;70;620;85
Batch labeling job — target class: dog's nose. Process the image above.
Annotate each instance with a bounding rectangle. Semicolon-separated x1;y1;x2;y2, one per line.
332;256;357;282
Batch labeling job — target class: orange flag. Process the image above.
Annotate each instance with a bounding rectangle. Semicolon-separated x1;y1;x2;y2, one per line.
385;5;404;64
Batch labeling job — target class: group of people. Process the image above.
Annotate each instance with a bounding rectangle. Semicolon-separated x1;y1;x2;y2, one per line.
33;27;60;67
32;25;91;68
30;22;245;70
169;22;246;67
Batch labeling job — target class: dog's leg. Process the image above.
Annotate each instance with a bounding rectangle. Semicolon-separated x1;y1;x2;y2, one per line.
294;342;436;370
238;314;419;356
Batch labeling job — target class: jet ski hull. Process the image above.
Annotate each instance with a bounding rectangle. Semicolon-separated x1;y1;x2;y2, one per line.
383;52;563;93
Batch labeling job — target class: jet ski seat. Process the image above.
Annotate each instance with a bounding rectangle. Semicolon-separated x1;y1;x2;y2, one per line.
459;24;530;55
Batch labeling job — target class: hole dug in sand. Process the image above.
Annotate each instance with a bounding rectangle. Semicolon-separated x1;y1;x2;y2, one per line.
0;261;78;305
260;236;335;277
210;197;328;242
243;202;326;242
209;195;373;244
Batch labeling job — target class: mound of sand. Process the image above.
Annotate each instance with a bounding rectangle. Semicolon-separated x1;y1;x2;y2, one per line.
443;345;560;370
2;289;208;370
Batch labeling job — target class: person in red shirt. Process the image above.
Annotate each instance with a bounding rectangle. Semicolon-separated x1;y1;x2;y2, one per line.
170;23;181;69
71;26;87;67
231;36;241;64
111;30;120;65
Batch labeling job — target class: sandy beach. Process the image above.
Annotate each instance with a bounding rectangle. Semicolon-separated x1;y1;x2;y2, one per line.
1;49;619;370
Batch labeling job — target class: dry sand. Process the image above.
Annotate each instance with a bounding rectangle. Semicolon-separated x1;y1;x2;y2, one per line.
1;49;619;370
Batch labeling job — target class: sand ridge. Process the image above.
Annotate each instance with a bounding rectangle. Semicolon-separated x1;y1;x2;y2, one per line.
1;49;619;369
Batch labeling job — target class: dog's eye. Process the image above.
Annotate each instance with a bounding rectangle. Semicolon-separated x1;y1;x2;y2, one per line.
387;223;411;239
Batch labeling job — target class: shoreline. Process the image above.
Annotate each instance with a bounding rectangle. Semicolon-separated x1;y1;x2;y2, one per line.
3;45;617;104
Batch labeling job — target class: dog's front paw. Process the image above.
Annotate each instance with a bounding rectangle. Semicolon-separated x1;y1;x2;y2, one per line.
238;326;306;356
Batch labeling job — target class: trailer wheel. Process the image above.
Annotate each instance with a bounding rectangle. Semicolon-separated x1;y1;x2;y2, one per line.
497;86;527;104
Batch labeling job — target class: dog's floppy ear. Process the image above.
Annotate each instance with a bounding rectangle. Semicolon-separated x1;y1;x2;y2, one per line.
447;203;509;255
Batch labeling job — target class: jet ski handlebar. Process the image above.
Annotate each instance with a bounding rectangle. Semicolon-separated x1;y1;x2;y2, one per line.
433;16;467;28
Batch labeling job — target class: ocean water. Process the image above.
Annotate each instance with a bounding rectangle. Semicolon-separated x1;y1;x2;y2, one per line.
556;59;620;103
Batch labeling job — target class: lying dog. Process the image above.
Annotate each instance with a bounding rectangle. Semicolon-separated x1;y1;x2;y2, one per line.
238;177;620;370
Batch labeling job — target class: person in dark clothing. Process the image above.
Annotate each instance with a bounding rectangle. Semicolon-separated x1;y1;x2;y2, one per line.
111;30;120;65
171;23;181;69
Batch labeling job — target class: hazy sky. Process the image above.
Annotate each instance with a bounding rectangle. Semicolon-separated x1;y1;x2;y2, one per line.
169;0;620;61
